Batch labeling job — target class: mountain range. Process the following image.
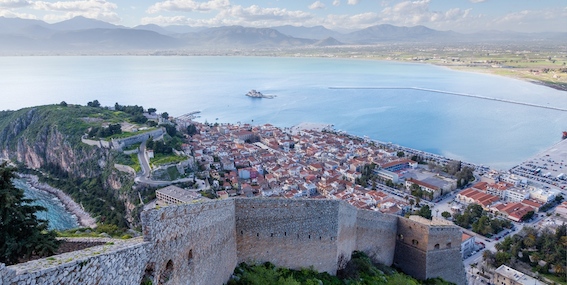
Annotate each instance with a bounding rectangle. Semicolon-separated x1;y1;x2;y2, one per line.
1;16;565;53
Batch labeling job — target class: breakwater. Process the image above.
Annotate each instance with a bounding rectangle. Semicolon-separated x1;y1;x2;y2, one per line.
329;86;567;112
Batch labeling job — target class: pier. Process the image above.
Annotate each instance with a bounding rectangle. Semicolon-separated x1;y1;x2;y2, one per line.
329;86;567;112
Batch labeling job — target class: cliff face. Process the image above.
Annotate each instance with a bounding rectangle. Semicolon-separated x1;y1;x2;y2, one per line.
1;107;101;177
0;105;136;227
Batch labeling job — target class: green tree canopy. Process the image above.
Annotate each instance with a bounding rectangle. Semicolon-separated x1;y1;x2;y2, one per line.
0;162;60;265
417;205;432;220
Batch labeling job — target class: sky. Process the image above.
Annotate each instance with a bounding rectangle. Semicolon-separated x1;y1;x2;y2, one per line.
0;0;566;33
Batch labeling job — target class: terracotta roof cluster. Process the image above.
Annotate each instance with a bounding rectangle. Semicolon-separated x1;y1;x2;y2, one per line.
457;188;500;207
185;121;411;212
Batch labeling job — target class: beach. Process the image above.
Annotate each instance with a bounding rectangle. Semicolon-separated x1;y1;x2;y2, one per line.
19;174;97;229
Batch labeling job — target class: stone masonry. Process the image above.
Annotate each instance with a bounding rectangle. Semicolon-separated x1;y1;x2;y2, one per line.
1;198;466;285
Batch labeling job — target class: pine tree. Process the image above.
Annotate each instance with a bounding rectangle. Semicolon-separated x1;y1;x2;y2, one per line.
0;162;60;265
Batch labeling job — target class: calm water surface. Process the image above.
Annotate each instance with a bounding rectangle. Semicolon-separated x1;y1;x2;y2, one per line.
13;178;79;230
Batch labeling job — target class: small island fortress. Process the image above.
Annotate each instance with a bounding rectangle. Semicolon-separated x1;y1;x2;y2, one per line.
0;198;466;285
246;89;276;99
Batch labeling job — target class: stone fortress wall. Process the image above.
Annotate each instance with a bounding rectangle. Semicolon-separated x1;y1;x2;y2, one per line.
1;198;466;285
112;128;165;150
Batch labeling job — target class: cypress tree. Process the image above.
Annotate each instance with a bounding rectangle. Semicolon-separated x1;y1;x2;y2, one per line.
0;162;60;265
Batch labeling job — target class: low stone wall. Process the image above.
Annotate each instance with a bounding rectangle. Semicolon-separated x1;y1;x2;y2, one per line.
114;163;136;176
114;128;165;150
81;137;111;148
1;238;149;285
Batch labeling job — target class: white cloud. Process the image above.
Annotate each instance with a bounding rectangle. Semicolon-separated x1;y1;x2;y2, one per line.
30;0;121;23
488;8;566;30
141;15;191;25
0;8;36;18
33;0;116;12
42;10;119;22
0;0;31;8
144;4;315;27
347;0;359;5
219;5;313;23
379;0;471;27
308;1;325;10
146;0;230;14
332;0;340;6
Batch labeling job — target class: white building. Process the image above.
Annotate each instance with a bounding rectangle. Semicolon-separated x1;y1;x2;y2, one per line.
529;187;560;204
156;185;202;205
461;233;475;258
375;169;399;183
492;265;546;285
505;187;530;202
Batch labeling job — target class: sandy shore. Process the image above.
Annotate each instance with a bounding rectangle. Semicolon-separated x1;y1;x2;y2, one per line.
19;174;97;229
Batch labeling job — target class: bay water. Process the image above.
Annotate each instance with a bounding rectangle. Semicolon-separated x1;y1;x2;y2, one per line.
1;56;565;169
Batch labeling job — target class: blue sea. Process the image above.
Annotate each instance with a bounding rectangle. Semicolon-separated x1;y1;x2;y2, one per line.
1;56;566;171
13;178;79;231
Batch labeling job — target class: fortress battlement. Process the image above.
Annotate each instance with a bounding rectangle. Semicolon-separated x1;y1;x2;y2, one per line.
1;198;466;285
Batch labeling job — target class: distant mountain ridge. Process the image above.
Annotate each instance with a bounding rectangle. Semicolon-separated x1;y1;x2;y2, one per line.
0;16;565;53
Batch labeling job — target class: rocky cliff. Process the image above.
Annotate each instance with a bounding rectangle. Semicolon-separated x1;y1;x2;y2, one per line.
0;105;137;228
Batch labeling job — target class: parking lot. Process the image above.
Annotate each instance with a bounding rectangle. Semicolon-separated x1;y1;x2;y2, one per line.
509;138;567;190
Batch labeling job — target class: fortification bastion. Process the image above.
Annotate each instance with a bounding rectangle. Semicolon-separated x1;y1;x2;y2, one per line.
1;198;466;285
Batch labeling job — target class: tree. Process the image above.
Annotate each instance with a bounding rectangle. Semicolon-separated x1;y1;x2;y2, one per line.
0;163;60;265
187;124;198;136
521;211;535;222
417;205;432;220
59;101;67;107
87;100;101;108
161;112;169;119
441;211;451;219
147;108;156;114
164;124;177;137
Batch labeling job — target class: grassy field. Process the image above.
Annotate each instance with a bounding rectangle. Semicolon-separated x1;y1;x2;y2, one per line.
150;153;188;166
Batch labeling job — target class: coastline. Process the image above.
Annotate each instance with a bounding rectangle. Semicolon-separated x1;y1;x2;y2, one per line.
19;174;97;229
435;64;567;92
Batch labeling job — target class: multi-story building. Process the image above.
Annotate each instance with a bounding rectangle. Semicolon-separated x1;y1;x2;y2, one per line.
492;265;546;285
529;187;560;204
156;185;202;205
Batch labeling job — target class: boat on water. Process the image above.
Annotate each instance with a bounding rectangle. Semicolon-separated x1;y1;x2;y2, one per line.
563;131;567;140
246;89;276;99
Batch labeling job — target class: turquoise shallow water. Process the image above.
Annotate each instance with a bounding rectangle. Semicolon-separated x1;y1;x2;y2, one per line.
1;56;566;170
13;178;79;231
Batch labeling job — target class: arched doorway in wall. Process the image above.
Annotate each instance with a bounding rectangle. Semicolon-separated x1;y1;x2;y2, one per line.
140;263;155;285
158;260;174;285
